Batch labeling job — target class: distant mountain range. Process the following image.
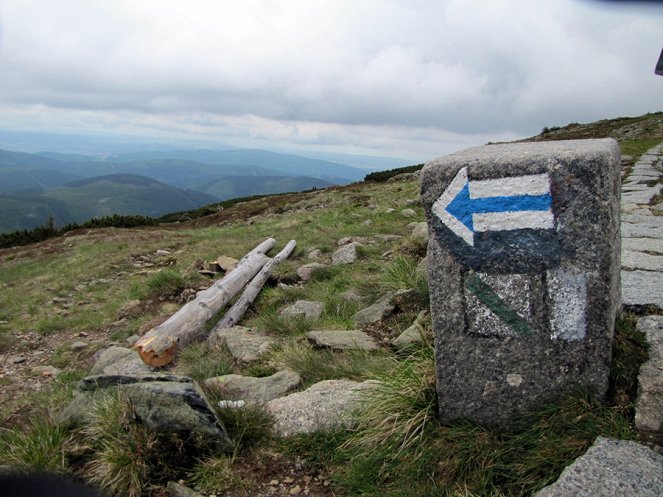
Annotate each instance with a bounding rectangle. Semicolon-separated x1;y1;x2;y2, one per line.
0;174;219;233
0;145;383;232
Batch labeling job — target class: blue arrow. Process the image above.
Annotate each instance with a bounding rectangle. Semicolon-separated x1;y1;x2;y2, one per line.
447;182;553;231
432;167;555;246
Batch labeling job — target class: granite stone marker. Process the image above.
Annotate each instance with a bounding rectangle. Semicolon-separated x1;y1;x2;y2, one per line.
421;139;621;427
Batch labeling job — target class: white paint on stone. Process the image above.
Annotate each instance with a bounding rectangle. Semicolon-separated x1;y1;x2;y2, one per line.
432;166;473;245
506;373;523;387
473;210;554;232
470;172;551;198
547;268;587;341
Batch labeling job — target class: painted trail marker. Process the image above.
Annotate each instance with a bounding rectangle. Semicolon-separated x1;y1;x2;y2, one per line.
421;139;621;427
432;167;554;246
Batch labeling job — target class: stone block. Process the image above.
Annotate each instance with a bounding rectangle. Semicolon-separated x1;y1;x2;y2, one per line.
421;139;621;427
534;437;663;497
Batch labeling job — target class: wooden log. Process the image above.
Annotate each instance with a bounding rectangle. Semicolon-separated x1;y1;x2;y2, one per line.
212;240;297;332
134;238;276;367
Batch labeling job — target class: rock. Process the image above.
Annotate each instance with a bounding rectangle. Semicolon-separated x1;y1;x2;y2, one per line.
411;222;428;239
280;300;324;320
339;290;362;302
265;380;375;436
204;260;222;273
337;237;353;246
400;208;417;218
307;330;379;351
393;311;428;349
166;481;204;497
117;299;142;319
352;289;415;326
416;256;428;277
74;374;232;450
126;334;140;347
205;370;301;406
12;356;27;364
534;437;663;497
422;139;621;428
156;249;171;256
217;256;239;272
78;331;89;338
332;242;360;265
71;341;87;351
622;271;663;311
385;208;396;213
308;249;323;260
362;219;372;226
208;326;275;363
32;365;61;377
289;485;302;495
91;346;152;375
635;316;663;440
126;380;231;447
296;263;327;282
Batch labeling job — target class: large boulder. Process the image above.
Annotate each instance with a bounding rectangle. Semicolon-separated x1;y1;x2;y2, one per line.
265;379;375;437
63;374;232;451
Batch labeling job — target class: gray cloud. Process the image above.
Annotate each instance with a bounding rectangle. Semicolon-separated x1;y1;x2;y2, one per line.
0;0;661;160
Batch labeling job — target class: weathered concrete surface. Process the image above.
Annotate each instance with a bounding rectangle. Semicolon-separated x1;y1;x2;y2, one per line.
421;139;621;427
205;370;301;406
307;330;379;351
534;437;663;497
635;316;663;440
265;379;374;437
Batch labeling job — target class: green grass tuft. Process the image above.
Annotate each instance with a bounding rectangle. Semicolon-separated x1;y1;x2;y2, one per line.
0;418;73;474
176;342;235;382
270;339;396;387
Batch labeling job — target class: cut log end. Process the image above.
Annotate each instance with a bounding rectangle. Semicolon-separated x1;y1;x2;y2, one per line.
134;341;177;368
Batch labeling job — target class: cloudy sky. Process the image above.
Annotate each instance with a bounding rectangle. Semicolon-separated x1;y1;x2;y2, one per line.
0;0;661;162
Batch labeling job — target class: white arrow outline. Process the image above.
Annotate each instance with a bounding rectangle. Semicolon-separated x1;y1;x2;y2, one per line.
431;167;554;247
431;167;474;246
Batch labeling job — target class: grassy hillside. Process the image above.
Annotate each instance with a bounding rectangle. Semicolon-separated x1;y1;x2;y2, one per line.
199;175;334;200
525;111;663;157
0;112;659;497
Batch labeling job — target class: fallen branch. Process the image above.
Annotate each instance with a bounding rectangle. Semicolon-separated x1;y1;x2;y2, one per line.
211;239;297;332
134;238;276;367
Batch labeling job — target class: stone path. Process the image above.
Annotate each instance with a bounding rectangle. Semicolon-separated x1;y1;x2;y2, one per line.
622;143;663;446
621;143;663;311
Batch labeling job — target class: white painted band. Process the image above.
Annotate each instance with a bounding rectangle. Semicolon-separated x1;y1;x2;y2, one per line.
469;173;551;199
473;210;554;232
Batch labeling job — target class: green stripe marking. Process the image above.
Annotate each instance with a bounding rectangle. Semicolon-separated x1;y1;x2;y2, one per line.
464;271;532;336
